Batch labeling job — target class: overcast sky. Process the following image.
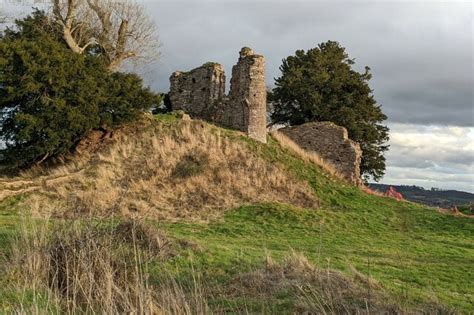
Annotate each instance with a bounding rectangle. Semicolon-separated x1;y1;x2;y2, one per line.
2;0;473;192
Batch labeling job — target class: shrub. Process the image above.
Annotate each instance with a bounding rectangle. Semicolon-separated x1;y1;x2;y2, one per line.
0;11;161;168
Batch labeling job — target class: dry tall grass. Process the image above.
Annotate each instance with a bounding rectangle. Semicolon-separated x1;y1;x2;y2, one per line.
20;120;318;220
229;251;456;314
233;251;397;314
2;218;210;314
2;221;454;314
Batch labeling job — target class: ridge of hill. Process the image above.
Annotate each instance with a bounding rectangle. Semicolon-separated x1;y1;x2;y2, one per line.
0;113;472;313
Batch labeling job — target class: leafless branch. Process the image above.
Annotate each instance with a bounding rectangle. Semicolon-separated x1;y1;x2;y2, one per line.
50;0;160;70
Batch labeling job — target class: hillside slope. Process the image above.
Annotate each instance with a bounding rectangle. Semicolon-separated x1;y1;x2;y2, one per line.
0;113;472;313
1;114;317;220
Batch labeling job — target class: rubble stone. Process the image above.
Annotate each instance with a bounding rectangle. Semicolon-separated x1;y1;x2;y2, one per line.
169;63;225;121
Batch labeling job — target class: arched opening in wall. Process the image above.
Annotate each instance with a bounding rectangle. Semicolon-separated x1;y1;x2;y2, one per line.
192;78;196;83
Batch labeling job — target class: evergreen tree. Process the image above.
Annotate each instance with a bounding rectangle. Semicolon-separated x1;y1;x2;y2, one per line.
271;41;389;181
0;11;160;168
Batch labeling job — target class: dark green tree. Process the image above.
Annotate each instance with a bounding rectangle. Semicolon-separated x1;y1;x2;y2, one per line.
271;41;389;181
99;72;161;126
0;11;160;168
151;93;172;115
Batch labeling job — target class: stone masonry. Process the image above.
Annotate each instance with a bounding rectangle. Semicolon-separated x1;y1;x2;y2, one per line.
169;63;226;119
280;122;363;185
169;47;267;143
221;47;267;143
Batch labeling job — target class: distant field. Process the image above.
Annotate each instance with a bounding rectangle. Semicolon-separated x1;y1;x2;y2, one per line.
369;183;474;211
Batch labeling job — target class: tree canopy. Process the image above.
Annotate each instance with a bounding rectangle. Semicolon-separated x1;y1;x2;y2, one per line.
0;11;160;168
270;41;389;181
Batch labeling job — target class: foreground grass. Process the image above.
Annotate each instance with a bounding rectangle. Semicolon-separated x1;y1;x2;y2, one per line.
154;201;473;311
0;115;472;312
1;198;471;312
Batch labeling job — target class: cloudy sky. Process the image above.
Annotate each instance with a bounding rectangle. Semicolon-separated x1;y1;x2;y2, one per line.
2;0;473;192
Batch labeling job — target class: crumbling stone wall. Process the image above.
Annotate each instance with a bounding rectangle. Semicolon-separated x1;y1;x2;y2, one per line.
279;122;362;185
221;47;267;143
169;63;225;120
169;47;267;143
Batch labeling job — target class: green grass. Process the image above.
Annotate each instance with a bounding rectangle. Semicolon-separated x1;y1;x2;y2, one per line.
152;202;473;311
0;196;22;249
0;117;472;312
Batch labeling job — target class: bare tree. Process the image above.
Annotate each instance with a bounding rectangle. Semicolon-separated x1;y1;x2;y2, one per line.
0;10;6;25
51;0;159;71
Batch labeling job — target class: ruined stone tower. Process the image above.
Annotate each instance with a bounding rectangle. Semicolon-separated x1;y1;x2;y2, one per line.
224;47;267;143
168;48;363;184
169;47;267;143
169;63;225;119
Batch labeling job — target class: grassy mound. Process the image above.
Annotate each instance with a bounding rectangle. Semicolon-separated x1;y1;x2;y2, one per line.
0;113;472;313
2;114;317;220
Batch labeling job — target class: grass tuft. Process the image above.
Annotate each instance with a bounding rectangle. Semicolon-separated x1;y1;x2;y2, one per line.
1;218;212;314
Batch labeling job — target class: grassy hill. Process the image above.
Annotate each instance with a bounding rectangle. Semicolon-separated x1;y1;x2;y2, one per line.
0;113;472;313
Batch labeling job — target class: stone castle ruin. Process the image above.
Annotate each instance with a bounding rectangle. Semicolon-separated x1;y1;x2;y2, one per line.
169;47;267;143
225;47;267;143
169;63;226;120
169;47;362;184
280;122;363;185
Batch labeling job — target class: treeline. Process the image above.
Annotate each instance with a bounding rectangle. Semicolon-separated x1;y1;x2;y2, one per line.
369;183;474;209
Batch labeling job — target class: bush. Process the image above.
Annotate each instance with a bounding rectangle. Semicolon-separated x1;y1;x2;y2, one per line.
0;11;161;168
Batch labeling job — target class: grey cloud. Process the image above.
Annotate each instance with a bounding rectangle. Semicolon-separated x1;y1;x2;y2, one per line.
142;0;472;126
383;124;474;192
387;144;474;168
387;158;435;169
